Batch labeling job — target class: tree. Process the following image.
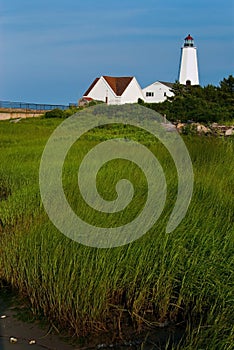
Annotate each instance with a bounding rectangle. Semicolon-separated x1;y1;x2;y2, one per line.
219;75;234;94
138;75;234;123
169;81;187;99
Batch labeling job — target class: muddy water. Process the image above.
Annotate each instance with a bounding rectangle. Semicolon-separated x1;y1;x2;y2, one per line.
0;291;76;350
0;290;185;349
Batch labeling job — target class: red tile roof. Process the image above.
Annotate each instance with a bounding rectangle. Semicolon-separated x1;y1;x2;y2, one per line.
103;76;133;96
83;76;134;97
82;97;93;101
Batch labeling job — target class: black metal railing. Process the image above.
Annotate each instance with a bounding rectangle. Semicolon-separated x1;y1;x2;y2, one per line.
0;100;73;111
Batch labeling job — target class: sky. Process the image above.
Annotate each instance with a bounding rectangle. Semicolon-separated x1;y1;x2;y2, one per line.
0;0;234;105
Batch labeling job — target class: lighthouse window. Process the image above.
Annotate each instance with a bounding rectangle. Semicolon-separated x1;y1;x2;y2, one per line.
146;92;154;97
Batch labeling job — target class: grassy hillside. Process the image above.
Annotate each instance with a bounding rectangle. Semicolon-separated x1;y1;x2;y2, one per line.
0;115;233;349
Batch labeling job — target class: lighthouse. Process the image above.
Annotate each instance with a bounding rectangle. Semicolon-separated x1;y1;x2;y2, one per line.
178;34;199;86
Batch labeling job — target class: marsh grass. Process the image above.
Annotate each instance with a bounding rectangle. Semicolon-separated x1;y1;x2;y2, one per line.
0;117;233;349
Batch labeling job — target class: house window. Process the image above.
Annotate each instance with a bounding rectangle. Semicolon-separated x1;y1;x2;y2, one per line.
146;92;154;97
164;92;167;97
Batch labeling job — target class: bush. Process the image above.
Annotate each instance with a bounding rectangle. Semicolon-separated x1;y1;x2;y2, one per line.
44;108;64;118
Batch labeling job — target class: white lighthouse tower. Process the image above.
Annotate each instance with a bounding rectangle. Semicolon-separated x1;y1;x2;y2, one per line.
179;34;199;86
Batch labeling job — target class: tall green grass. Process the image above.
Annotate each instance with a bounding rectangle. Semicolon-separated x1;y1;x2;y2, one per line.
0;117;233;349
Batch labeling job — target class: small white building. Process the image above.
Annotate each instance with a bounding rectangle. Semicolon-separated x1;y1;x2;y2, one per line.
82;75;144;105
142;81;174;103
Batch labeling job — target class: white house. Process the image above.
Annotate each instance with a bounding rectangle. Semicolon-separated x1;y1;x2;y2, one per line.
142;81;174;103
82;76;144;105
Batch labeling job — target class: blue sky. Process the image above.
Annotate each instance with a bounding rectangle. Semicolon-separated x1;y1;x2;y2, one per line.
0;0;233;104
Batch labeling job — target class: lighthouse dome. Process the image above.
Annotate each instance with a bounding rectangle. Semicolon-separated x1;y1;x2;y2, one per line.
184;34;194;47
185;34;194;41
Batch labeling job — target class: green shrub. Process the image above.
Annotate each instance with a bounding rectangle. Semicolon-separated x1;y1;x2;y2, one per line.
44;108;64;118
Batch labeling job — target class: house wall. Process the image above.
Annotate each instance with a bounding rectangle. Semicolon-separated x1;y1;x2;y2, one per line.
85;77;116;103
121;77;144;104
142;82;174;103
